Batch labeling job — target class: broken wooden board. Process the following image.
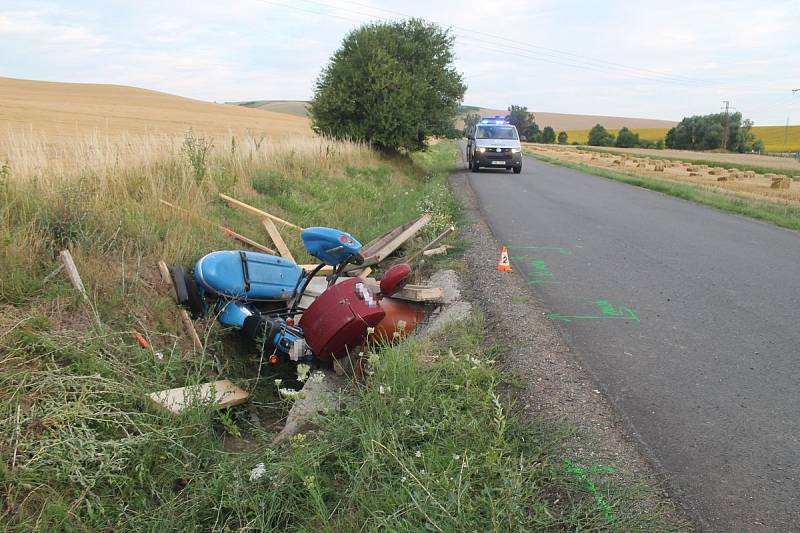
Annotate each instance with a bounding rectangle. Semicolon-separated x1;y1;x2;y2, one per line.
149;380;249;414
262;218;295;262
422;245;451;257
391;284;445;302
299;264;334;275
408;225;455;262
158;260;204;351
160;199;276;254
219;193;303;231
220;227;275;255
354;215;431;268
60;250;88;302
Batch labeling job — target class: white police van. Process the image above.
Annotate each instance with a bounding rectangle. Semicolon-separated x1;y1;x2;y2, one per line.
466;116;523;174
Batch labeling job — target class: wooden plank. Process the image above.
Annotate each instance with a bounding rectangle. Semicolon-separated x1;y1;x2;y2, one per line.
422;245;451;257
149;379;249;414
160;199;276;254
299;264;334;275
60;250;88;302
158;259;204;351
157;260;172;285
354;215;431;267
391;285;444;302
261;218;295;262
221;227;275;255
179;309;204;351
407;225;455;262
219;193;303;231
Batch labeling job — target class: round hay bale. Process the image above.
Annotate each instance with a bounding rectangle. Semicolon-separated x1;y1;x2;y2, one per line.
771;176;791;189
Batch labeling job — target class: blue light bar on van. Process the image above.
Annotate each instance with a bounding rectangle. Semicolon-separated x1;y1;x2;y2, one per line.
479;115;510;125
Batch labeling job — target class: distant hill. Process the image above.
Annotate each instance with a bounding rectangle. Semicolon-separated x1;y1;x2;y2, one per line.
229;100;310;118
0;77;311;144
458;106;677;131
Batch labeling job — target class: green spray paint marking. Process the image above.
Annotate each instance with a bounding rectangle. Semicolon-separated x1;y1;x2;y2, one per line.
594;300;634;317
528;280;561;285
508;245;573;255
548;301;639;323
564;460;616;521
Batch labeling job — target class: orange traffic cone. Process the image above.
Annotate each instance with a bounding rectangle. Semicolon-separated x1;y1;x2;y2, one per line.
497;246;512;272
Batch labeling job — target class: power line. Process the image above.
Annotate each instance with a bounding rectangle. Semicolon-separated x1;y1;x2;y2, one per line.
289;0;711;87
329;0;709;86
257;0;795;113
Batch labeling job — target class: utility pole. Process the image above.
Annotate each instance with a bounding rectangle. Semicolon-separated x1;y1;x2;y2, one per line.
720;100;732;150
785;116;790;147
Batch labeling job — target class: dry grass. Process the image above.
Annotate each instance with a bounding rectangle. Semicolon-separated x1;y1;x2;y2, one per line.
584;145;800;172
0;76;311;145
526;144;800;206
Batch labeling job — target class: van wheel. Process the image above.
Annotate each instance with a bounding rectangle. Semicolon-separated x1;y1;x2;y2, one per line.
471;160;480;172
513;166;522;174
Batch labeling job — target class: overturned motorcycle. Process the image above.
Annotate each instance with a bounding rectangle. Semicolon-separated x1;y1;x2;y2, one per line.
169;226;419;366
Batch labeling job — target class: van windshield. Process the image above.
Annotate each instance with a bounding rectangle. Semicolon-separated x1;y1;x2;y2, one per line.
475;125;519;140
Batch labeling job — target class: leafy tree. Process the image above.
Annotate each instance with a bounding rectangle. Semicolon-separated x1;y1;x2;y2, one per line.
524;122;542;143
615;127;640;148
587;124;615;146
542;126;556;144
463;112;481;136
506;105;535;134
665;112;763;152
557;131;568;144
654;139;664;149
309;19;466;152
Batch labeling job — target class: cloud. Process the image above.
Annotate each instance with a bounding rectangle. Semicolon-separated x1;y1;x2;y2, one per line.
1;0;798;123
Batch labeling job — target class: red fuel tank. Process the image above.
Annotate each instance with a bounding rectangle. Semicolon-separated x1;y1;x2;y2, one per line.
300;277;386;360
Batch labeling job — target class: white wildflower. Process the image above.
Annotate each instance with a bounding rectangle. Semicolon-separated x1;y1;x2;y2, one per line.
249;463;266;481
401;476;407;483
279;388;301;400
452;454;460;461
404;409;411;416
307;371;325;384
274;378;282;386
415;450;422;458
366;327;375;335
296;363;311;382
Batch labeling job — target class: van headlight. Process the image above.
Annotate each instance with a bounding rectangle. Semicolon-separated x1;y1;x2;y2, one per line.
477;147;486;153
511;148;521;153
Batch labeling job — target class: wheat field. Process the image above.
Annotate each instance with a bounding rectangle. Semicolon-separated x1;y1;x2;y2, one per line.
0;76;312;146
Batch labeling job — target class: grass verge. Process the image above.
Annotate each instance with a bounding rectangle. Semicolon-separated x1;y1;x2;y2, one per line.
527;150;800;231
1;135;681;530
580;146;798;178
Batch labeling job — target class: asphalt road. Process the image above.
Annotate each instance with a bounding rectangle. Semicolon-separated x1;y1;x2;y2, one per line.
467;153;800;531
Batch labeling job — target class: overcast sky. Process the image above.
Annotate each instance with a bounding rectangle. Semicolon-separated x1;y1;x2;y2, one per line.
2;0;799;124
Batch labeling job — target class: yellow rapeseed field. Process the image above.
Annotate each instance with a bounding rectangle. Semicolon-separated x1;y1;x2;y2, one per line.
560;125;800;152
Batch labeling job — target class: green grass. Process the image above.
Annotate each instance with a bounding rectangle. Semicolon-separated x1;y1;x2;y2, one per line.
527;150;800;231
0;138;683;531
580;147;799;178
